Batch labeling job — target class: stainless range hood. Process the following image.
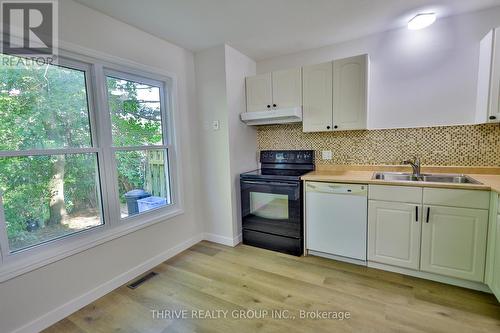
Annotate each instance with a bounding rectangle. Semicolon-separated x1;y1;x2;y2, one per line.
240;107;302;125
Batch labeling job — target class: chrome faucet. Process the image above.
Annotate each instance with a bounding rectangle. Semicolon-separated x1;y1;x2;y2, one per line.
402;157;422;179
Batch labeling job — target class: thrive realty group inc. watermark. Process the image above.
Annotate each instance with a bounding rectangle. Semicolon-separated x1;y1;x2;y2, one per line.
151;308;352;321
1;0;58;65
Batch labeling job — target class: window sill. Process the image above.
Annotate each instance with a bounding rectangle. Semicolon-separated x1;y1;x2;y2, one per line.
0;207;184;283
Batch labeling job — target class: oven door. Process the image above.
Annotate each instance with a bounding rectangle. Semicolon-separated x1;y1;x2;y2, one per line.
240;179;302;238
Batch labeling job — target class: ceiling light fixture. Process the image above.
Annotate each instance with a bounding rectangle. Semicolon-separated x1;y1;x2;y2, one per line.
408;13;436;30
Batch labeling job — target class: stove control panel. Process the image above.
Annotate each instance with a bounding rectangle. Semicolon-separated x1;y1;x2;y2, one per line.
260;150;315;164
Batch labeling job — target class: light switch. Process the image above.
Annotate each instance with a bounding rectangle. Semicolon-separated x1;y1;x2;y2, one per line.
212;120;220;131
321;150;332;160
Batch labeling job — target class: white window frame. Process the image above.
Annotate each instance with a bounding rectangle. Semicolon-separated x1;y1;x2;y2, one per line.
0;48;183;282
103;68;175;222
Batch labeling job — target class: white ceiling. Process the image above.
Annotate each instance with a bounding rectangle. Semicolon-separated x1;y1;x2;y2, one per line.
75;0;500;60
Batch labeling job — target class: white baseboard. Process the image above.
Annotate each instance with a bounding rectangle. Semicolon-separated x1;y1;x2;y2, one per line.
203;233;241;247
11;233;204;333
307;250;367;267
11;231;243;333
233;233;242;245
368;261;491;293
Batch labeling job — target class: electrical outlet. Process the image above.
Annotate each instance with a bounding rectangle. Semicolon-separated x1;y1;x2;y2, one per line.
321;150;333;160
212;120;220;131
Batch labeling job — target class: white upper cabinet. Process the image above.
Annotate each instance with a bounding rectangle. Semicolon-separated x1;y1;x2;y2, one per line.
333;55;368;130
272;68;302;109
246;73;272;112
303;54;368;132
302;61;333;132
476;27;500;123
245;69;301;113
420;205;488;282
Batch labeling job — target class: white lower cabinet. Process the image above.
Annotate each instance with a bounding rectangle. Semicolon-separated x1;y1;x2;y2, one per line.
368;201;421;270
486;193;500;301
367;185;490;285
420;205;488;282
492;214;500;299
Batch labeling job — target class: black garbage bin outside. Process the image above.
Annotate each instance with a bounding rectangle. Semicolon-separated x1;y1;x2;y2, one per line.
124;189;151;216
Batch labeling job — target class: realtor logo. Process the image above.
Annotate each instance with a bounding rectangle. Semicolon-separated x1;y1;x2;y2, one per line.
1;0;58;61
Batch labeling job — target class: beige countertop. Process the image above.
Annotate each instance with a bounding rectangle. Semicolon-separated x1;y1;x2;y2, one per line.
301;165;500;193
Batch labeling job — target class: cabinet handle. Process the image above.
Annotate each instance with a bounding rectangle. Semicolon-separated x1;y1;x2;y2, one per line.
426;207;430;223
334;125;338;129
273;104;277;107
415;206;418;222
489;115;497;120
267;105;271;108
326;126;331;130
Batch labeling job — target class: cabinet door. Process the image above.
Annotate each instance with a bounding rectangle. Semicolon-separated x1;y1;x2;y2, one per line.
421;206;488;282
302;62;333;132
484;192;498;285
368;201;421;269
490;28;500;122
332;54;368;130
246;73;272;112
490;214;500;301
272;68;302;109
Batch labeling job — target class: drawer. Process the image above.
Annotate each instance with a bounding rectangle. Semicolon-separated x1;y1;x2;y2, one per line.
423;188;490;210
368;185;422;204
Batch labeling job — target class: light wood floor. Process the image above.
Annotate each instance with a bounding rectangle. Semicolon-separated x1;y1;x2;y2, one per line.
44;241;500;333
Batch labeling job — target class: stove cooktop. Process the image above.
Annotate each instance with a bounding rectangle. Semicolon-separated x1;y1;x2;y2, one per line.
240;168;311;181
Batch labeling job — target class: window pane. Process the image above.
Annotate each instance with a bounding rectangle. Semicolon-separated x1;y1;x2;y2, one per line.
107;76;163;146
115;149;170;218
0;153;103;252
0;54;92;150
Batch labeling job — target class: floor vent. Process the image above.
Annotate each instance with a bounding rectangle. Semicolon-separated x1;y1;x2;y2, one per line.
127;271;158;289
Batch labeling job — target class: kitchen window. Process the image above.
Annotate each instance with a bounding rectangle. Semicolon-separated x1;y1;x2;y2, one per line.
0;55;104;254
105;72;172;219
0;51;181;278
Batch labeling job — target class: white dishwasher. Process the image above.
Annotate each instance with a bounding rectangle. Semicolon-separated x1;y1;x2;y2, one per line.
305;182;367;264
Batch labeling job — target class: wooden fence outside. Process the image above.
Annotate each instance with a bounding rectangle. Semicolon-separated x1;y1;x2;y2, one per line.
145;150;167;198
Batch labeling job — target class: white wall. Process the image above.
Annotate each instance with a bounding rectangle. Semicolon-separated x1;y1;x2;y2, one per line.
0;1;203;332
195;46;235;242
225;46;258;240
257;6;500;129
195;45;257;244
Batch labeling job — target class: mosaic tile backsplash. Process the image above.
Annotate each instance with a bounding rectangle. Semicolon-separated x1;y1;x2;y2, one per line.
257;123;500;166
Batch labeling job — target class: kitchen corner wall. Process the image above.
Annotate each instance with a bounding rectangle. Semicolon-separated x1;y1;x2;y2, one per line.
225;46;259;240
195;45;257;244
257;123;500;166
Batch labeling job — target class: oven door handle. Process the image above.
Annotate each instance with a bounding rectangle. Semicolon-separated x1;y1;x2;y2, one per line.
241;180;299;187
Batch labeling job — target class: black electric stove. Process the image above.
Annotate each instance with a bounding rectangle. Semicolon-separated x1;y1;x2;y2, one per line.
240;150;315;256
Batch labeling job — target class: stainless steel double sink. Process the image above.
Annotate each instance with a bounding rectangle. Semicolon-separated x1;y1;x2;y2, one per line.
372;172;482;184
